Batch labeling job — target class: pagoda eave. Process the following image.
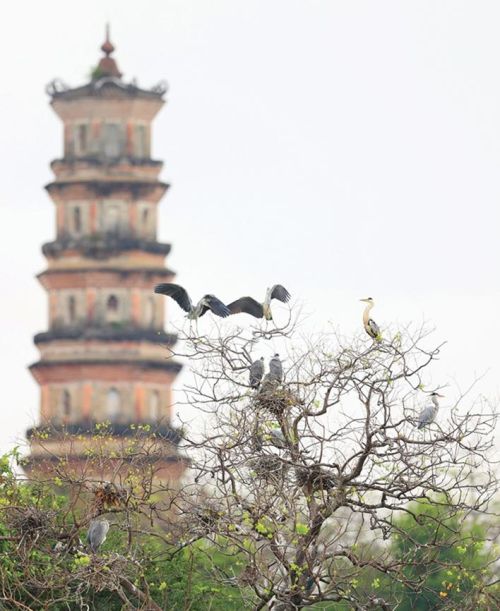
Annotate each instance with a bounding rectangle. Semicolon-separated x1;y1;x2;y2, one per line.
45;179;169;199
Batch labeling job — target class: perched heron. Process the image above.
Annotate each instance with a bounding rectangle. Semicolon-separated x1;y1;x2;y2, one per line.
227;285;291;320
259;373;278;395
417;392;445;429
87;518;110;553
249;357;265;388
269;354;283;383
360;297;382;341
268;428;287;449
154;283;230;320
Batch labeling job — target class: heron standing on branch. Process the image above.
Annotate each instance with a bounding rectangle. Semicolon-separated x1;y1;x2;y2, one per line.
249;357;265;388
154;283;230;320
227;285;291;320
87;518;110;553
269;354;283;383
417;392;445;429
360;297;382;341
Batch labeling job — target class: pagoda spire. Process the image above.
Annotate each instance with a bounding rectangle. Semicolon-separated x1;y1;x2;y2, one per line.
94;24;122;79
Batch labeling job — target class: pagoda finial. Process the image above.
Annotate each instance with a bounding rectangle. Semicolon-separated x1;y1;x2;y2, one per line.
101;23;115;56
94;24;122;80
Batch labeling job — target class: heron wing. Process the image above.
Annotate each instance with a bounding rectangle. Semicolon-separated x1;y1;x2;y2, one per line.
227;297;264;318
154;283;192;313
417;405;435;429
368;318;380;338
199;295;231;318
270;284;291;303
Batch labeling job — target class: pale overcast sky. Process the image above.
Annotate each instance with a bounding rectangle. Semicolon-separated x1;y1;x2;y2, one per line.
0;1;498;453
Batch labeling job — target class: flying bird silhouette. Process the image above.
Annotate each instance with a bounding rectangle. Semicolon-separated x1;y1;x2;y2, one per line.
154;283;230;319
227;285;291;320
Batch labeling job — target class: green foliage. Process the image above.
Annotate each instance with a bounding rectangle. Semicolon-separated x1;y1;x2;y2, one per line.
389;498;496;610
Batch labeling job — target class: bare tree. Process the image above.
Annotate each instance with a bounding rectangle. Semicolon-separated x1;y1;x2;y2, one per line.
175;313;499;610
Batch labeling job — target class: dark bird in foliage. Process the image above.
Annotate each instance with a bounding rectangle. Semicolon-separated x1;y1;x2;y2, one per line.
417;392;445;429
154;283;230;319
227;285;291;320
249;357;265;388
269;353;283;383
360;297;382;341
87;518;110;553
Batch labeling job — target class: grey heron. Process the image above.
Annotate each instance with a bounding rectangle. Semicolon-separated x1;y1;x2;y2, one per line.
360;297;382;341
227;285;291;320
249;357;265;388
269;354;283;383
154;283;230;320
268;428;287;449
87;518;110;553
417;392;445;429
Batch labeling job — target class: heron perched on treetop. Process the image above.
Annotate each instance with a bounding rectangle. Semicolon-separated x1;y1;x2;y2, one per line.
269;354;283;383
249;357;265;388
227;285;291;320
417;392;445;429
87;518;110;553
154;283;230;320
360;297;382;341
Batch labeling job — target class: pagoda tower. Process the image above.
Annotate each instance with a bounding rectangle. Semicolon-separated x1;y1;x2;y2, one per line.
27;31;185;481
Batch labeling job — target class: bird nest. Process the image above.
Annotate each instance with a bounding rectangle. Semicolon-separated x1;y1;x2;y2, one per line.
8;506;57;539
295;466;336;491
248;455;288;480
254;386;303;417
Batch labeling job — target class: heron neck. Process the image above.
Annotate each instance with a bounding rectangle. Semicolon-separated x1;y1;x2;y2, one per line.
432;395;440;408
363;303;374;325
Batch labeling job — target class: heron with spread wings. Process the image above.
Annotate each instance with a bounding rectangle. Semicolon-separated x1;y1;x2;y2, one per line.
154;283;230;320
227;285;291;320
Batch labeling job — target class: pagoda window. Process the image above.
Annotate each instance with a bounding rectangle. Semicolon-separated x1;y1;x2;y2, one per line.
150;391;160;421
62;389;71;417
144;296;155;327
73;207;82;234
74;123;89;156
106;294;120;323
106;388;120;420
134;124;148;158
102;122;124;159
68;296;77;325
104;205;120;232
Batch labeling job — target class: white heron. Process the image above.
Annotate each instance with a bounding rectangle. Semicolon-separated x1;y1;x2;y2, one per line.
360;297;382;341
417;392;445;429
87;518;110;553
227;285;291;320
154;283;230;320
249;357;265;388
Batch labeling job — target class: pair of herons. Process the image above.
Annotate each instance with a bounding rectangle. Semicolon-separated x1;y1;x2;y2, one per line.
154;283;291;321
